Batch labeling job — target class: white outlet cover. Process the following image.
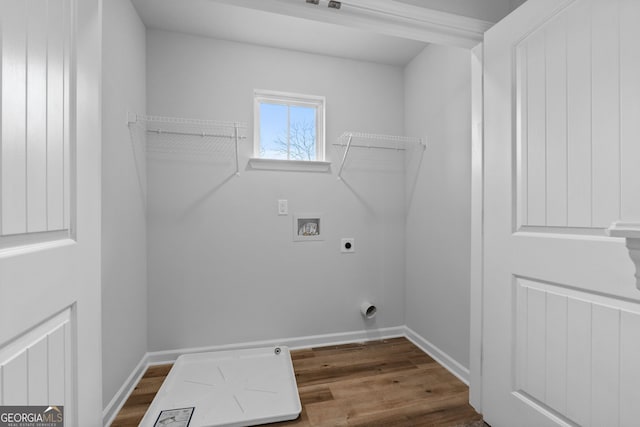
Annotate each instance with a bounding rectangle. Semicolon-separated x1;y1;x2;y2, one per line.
278;199;288;215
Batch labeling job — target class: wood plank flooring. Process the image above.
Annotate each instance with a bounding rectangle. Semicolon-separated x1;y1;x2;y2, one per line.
111;337;482;426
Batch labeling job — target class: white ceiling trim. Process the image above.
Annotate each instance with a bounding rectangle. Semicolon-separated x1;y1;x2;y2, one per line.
209;0;493;48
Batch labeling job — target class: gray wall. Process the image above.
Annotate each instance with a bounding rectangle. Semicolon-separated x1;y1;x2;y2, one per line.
101;0;148;408
146;30;407;352
404;44;472;368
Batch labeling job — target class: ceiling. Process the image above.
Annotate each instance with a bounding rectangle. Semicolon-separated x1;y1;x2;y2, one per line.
131;0;516;66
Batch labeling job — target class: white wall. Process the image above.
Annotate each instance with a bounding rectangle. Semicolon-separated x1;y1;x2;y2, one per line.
102;0;147;408
146;30;407;351
404;44;472;368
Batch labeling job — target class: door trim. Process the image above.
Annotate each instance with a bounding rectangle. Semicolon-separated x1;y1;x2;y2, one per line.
469;42;484;412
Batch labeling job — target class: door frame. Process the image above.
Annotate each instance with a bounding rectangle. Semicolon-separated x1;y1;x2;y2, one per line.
469;42;484;413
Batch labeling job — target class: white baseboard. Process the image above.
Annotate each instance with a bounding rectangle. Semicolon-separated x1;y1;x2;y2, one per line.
404;326;470;385
102;353;148;426
102;325;468;425
145;326;406;366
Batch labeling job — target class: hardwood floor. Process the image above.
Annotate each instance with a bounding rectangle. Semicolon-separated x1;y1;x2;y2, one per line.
111;337;482;426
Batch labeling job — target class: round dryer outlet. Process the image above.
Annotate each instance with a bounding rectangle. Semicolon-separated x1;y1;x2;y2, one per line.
341;238;355;253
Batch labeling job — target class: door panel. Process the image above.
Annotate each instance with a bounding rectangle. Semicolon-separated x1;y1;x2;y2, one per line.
0;309;72;407
483;0;640;425
1;0;71;242
514;278;640;426
514;0;640;232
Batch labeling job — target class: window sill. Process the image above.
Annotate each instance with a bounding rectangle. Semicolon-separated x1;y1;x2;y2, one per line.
248;158;332;173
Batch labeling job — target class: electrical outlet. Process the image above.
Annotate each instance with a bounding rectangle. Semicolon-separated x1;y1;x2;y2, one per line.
278;200;288;215
341;238;355;253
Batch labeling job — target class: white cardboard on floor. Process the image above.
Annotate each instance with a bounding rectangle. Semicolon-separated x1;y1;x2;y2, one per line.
139;346;302;427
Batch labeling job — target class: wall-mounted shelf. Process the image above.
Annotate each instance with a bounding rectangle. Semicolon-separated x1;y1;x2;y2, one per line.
127;113;248;175
333;132;426;180
607;222;640;290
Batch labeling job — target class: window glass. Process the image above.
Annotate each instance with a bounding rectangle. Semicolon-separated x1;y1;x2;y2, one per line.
254;90;325;162
259;103;288;160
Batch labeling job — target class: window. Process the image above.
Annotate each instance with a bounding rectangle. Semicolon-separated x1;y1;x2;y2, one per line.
253;90;325;162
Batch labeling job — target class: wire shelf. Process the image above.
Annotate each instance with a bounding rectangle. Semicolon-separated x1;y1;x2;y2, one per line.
335;132;424;147
334;131;426;179
128;113;248;174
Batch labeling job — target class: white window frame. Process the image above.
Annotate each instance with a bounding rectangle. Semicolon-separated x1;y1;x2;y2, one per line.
253;89;326;162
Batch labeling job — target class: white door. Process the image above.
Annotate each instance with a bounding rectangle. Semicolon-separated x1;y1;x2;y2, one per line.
0;0;102;425
483;0;640;426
